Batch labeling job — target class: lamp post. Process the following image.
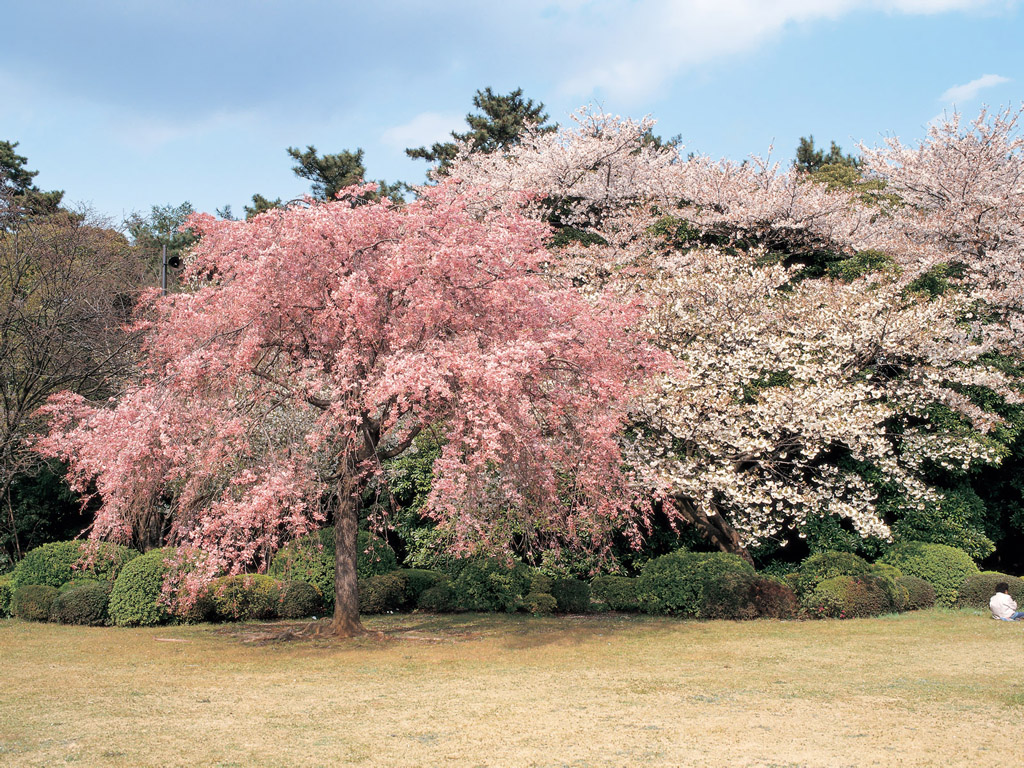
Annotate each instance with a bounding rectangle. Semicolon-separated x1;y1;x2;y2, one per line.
161;244;182;295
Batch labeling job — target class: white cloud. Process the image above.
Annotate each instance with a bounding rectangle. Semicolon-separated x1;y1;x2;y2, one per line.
939;73;1012;104
551;0;1015;104
381;112;464;152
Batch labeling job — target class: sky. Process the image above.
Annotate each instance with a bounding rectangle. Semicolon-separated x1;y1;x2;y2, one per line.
2;0;1022;223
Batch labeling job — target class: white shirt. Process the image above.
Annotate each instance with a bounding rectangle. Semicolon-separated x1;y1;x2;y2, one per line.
990;592;1018;619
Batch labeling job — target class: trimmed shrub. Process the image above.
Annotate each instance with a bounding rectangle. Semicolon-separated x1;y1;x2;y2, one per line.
12;584;58;621
211;574;281;621
278;580;321;619
50;582;110;626
0;573;12;618
551;578;590;614
12;541;139;590
108;548;175;627
524;591;557;614
359;572;408;614
591;575;639;612
868;562;903;581
898;576;936;611
451;558;532;613
750;576;799;619
267;528;398;607
880;541;978;607
636;551;755;617
530;573;554;594
701;573;799;620
417;581;457;612
803;575;897;619
795;551;871;597
957;572;1024;610
400;569;447;605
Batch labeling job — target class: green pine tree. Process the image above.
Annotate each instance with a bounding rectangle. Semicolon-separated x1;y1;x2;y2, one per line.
406;87;556;176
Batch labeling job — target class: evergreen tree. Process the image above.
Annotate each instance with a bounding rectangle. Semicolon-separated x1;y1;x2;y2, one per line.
406;87;556;175
243;193;283;220
287;145;403;202
794;135;859;174
0;140;64;216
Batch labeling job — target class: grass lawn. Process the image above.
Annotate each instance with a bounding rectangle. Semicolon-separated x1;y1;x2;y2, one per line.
1;609;1022;767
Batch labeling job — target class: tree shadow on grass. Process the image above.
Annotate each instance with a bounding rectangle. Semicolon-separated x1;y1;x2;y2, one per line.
212;612;656;648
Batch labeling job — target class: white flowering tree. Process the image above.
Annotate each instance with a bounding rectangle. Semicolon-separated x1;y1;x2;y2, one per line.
444;106;1024;561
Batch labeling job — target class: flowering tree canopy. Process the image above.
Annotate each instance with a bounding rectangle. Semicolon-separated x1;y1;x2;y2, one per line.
38;183;652;635
446;106;1024;559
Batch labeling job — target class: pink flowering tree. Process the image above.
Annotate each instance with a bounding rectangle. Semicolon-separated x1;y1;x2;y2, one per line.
38;183;652;636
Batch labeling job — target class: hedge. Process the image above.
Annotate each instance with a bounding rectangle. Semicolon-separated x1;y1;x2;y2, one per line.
0;573;12;617
50;582;110;626
897;576;936;611
11;540;139;590
702;573;799;620
590;575;639;612
880;541;978;607
636;551;755;616
278;580;321;619
956;572;1024;610
551;578;590;613
211;574;281;621
802;575;899;619
12;584;58;621
794;551;871;597
108;548;175;627
450;558;532;613
359;572;409;614
417;581;457;612
268;528;398;607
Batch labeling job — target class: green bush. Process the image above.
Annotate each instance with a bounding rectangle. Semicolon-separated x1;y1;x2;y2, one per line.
880;541;978;607
50;582;110;626
551;578;590;613
530;573;554;594
749;576;800;619
210;574;281;621
956;572;1024;610
897;576;936;611
267;528;398;608
12;584;58;621
524;591;557;614
795;551;871;597
591;575;639;612
417;581;457;612
636;551;755;617
108;548;175;627
400;569;447;604
802;575;897;619
451;558;532;613
0;573;12;618
701;573;798;620
11;540;139;590
359;572;408;614
278;580;321;619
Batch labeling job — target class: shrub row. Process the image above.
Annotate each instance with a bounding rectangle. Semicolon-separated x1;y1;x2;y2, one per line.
1;537;999;625
7;543;324;626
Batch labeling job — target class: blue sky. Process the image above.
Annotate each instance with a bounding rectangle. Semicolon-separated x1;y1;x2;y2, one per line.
2;0;1021;222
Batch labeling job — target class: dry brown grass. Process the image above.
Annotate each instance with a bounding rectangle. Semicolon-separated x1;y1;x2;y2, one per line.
1;609;1022;767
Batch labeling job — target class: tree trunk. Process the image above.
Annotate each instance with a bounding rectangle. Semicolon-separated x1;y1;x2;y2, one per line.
673;494;755;566
330;472;365;637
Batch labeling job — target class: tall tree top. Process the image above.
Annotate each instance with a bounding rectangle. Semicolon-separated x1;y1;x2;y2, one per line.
406;87;556;176
794;135;860;174
0;140;64;216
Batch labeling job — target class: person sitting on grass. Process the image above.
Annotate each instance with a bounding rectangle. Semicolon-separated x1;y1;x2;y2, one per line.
989;583;1024;621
